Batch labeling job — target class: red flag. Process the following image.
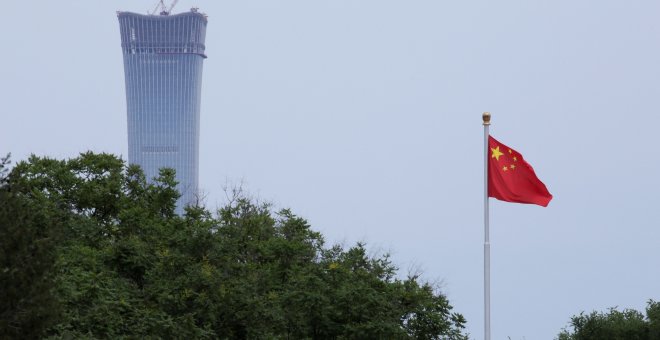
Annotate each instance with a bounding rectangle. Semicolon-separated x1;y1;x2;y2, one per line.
488;135;552;207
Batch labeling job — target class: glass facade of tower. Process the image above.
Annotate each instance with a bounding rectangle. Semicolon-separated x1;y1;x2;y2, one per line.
117;10;207;213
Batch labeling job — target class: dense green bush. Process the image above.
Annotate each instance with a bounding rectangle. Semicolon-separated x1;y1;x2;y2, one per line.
558;300;660;340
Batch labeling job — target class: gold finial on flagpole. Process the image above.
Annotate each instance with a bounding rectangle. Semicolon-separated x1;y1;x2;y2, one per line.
482;112;491;126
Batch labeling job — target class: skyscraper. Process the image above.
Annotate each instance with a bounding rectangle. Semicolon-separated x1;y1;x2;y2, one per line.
117;8;207;213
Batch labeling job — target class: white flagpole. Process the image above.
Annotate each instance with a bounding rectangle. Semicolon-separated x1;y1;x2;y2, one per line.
483;112;491;340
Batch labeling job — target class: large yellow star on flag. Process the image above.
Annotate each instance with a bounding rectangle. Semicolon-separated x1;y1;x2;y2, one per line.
491;146;504;161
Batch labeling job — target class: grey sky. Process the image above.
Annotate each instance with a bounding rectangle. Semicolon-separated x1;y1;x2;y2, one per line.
2;1;659;338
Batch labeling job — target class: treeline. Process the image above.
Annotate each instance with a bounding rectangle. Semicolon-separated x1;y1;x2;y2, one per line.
0;153;468;339
558;301;660;340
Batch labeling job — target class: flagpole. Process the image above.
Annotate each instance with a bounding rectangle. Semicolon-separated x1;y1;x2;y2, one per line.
483;112;491;340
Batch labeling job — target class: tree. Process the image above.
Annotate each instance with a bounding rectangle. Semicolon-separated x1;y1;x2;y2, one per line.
558;300;660;340
2;152;468;339
0;154;63;338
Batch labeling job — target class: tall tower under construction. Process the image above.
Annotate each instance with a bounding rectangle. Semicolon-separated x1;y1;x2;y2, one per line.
117;7;207;213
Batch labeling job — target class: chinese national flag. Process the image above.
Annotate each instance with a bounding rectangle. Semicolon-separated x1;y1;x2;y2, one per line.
488;135;552;207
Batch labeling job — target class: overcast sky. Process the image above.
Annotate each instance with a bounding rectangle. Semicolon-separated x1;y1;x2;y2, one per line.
2;1;659;338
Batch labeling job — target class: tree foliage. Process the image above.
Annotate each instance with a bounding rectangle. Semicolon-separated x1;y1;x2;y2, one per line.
0;154;63;338
558;300;660;340
0;152;468;339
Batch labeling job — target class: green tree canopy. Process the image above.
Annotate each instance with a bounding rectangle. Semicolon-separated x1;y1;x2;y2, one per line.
1;152;468;339
558;300;660;340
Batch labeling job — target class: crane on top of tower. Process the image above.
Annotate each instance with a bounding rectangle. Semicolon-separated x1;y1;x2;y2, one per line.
168;0;180;13
150;0;180;15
